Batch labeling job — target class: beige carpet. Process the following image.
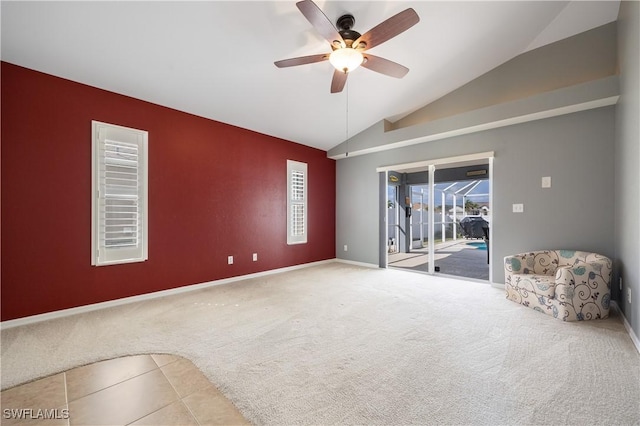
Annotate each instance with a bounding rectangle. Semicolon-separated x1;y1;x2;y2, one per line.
2;263;639;425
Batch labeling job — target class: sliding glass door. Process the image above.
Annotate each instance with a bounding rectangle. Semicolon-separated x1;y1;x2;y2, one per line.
380;153;493;282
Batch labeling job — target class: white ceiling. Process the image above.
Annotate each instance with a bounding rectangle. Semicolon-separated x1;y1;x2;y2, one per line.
1;1;620;152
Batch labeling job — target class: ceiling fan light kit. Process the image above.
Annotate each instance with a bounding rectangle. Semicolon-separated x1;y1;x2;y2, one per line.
329;48;364;73
274;0;420;93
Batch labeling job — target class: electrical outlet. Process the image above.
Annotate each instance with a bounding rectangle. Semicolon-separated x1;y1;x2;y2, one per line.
628;287;632;304
512;203;524;213
344;245;348;252
252;253;258;261
227;255;233;265
542;176;551;188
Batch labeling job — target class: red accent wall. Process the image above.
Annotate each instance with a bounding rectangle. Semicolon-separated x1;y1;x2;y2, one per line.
1;62;336;321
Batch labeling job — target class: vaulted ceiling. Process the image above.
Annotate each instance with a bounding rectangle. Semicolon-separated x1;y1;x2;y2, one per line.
1;1;620;152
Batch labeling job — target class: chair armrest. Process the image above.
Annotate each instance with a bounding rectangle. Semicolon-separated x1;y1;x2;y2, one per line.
505;250;558;276
504;254;526;275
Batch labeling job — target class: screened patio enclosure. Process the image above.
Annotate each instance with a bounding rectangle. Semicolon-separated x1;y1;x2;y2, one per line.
385;162;491;281
405;180;490;249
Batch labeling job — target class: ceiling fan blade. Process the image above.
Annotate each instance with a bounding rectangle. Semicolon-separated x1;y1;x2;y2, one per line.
296;0;344;47
331;69;348;93
361;54;409;78
354;8;419;50
274;53;330;68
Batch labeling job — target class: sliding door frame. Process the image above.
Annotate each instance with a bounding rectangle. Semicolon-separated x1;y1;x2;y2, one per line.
378;151;494;282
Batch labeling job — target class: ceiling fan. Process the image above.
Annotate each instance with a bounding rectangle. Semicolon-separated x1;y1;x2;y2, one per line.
274;0;420;93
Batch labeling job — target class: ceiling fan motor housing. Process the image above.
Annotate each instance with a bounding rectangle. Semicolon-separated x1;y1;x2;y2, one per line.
336;14;362;47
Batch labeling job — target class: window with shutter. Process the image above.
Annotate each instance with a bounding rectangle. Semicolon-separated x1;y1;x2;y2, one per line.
92;121;148;266
287;160;308;245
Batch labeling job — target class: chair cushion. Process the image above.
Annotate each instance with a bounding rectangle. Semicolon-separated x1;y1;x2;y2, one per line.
510;274;556;298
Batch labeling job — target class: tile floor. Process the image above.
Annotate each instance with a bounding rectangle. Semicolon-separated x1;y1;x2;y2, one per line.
0;354;250;425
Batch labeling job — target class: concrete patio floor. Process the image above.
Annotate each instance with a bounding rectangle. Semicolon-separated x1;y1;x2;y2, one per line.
388;239;490;280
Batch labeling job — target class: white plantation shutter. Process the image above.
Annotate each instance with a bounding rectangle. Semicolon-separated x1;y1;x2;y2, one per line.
102;140;139;248
287;160;308;245
92;121;148;265
291;170;305;236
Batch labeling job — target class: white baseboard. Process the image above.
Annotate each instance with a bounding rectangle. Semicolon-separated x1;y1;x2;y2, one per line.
0;259;335;330
334;258;380;269
611;301;640;354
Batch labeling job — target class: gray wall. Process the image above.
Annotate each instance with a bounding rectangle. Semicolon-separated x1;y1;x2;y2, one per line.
336;106;616;284
394;22;617;129
614;1;639;336
336;10;639;341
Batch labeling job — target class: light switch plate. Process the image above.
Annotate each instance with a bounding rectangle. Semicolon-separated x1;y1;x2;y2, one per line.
512;203;524;213
542;176;551;188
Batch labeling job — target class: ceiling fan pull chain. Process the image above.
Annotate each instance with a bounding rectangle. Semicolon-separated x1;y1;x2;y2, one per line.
345;80;349;157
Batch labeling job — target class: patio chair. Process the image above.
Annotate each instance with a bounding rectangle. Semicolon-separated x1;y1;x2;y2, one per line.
504;250;612;321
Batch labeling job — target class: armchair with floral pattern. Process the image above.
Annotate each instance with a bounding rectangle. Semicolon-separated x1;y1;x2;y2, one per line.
504;250;612;321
